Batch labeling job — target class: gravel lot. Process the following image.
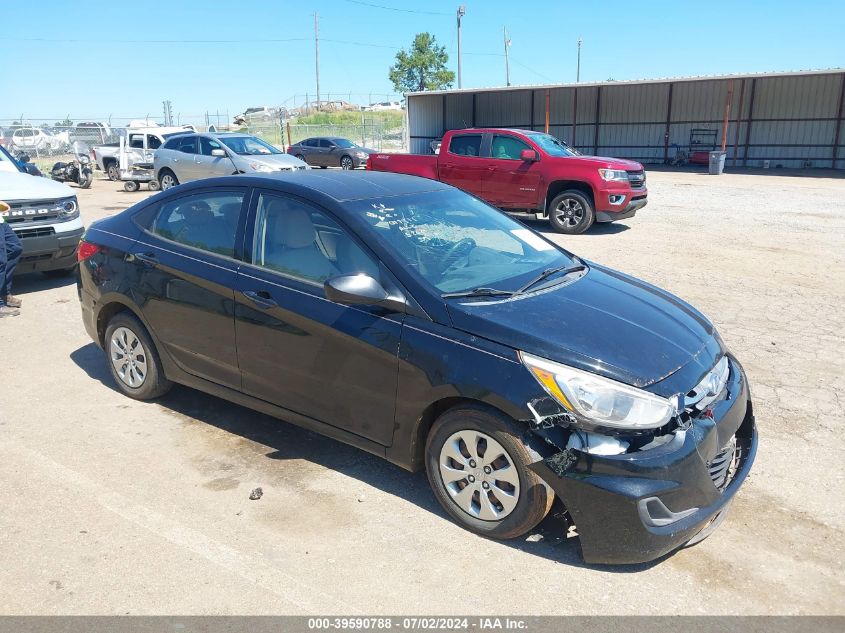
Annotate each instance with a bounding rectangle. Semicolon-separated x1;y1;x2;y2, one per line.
1;169;843;615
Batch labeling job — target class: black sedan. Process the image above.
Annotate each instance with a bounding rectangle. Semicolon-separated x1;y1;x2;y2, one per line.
76;171;757;564
286;137;374;169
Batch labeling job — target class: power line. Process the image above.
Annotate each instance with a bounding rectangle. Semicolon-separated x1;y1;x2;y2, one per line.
2;37;310;44
338;0;450;16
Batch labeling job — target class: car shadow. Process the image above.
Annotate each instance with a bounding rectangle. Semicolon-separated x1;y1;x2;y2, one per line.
70;341;662;573
11;271;76;295
522;219;631;236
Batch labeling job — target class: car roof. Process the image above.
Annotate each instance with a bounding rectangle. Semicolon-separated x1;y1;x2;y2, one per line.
453;128;538;135
176;171;451;203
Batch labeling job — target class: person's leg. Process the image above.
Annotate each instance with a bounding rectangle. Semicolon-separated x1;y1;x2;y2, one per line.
3;223;22;295
0;224;7;307
3;223;22;296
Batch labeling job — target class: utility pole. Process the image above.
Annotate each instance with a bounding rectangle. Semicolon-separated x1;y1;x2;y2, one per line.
314;12;321;112
576;37;582;83
503;27;511;87
456;5;465;88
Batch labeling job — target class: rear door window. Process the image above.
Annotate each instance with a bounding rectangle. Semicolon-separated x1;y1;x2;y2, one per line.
150;190;245;257
447;134;482;157
147;135;163;150
178;135;198;154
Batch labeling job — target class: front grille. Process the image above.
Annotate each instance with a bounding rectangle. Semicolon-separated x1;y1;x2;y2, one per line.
2;198;63;224
627;170;646;188
13;226;55;239
708;435;747;492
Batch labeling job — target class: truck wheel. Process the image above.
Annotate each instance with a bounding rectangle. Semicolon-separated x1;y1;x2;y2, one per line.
104;312;172;400
106;162;120;181
425;405;553;540
148;179;161;191
548;190;595;235
124;181;140;192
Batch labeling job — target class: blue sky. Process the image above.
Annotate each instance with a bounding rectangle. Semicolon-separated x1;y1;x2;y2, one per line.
2;0;843;123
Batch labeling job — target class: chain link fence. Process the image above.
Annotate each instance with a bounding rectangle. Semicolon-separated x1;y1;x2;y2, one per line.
1;113;407;174
241;118;406;152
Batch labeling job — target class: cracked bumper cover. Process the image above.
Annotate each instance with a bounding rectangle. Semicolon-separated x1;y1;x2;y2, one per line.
528;357;758;565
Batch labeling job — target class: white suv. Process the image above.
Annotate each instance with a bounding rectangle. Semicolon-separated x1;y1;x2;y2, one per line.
0;171;85;275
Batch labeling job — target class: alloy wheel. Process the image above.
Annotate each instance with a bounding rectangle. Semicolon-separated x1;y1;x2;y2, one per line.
160;173;176;190
110;327;148;388
553;198;584;228
438;430;521;521
341;156;354;170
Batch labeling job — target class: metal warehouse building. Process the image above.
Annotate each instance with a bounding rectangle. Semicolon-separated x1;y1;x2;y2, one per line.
405;69;845;169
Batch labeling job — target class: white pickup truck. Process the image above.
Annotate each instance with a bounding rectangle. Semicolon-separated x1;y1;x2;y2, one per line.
93;126;194;180
0;171;84;275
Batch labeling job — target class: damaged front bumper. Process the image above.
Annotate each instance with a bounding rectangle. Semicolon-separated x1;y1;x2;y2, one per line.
528;357;757;565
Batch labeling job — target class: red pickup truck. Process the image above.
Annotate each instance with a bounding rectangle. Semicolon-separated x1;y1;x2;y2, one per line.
367;128;647;234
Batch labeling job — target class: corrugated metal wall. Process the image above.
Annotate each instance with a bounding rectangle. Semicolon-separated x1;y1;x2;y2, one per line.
407;72;845;169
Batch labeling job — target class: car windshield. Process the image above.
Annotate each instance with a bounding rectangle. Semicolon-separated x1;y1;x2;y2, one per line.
348;189;575;294
332;138;357;148
528;133;580;157
220;136;282;155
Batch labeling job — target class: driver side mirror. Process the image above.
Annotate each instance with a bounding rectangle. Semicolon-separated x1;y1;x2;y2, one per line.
324;274;406;313
211;148;227;157
520;149;539;162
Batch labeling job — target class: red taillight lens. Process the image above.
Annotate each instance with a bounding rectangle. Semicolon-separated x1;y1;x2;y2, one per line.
77;240;102;262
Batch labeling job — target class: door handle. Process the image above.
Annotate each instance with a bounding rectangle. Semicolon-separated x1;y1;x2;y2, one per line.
242;289;278;309
132;252;158;267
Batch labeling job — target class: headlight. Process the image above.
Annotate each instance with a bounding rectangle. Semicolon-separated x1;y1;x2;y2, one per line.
355;151;368;158
58;197;79;219
79;155;90;164
249;163;274;173
598;168;628;182
520;352;677;430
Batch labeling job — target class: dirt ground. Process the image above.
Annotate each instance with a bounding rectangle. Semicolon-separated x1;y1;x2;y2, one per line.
0;169;843;615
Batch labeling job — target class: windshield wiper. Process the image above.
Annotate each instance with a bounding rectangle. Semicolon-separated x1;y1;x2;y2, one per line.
441;287;515;299
515;263;586;295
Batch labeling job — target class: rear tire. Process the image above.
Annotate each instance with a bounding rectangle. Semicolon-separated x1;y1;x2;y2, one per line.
548;190;595;235
106;162;120;181
425;405;553;540
295;153;306;162
104;312;172;400
158;169;179;191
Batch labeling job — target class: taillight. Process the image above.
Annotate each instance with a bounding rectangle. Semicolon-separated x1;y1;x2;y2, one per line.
77;240;102;262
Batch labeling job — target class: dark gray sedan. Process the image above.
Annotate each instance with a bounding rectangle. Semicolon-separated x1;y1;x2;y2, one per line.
287;137;374;169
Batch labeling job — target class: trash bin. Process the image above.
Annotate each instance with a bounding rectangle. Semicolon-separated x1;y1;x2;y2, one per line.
709;151;727;175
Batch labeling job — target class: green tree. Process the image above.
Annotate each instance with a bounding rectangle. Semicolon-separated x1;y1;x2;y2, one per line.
389;33;455;93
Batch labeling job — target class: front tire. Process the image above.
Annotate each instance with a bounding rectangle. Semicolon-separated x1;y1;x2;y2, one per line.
425;405;553;539
548;190;595;235
340;155;354;170
78;170;93;188
158;169;179;191
104;312;172;400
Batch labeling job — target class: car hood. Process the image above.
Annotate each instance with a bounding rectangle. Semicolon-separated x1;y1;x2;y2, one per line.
446;263;717;391
555;155;644;170
246;154;307;167
0;171;74;200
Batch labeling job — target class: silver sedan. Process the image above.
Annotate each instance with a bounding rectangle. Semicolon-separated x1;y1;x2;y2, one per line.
154;132;308;190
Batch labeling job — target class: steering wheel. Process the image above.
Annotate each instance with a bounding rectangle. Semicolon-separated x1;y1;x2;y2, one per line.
441;237;477;271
